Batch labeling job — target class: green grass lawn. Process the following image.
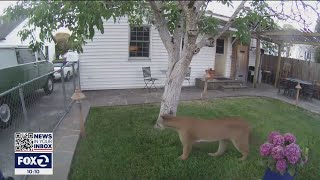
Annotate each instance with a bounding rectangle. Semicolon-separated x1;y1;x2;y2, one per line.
69;97;320;180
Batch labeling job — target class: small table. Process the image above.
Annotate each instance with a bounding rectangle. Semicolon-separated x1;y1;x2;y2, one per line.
159;70;167;88
314;83;320;99
284;78;312;86
284;78;314;99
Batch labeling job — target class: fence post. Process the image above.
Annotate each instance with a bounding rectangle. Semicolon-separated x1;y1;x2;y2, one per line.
72;63;76;92
274;44;283;87
60;66;67;111
253;38;261;88
18;85;28;122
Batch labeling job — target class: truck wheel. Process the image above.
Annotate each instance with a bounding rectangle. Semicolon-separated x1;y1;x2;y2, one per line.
44;76;54;95
0;101;12;129
65;72;70;81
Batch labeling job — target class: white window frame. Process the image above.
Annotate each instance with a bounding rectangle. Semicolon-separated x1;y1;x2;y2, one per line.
216;38;225;54
128;25;151;60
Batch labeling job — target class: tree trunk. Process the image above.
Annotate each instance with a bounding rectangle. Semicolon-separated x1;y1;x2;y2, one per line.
155;47;194;128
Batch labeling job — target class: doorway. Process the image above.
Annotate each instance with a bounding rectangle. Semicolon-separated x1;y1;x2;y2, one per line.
214;38;226;77
235;45;249;81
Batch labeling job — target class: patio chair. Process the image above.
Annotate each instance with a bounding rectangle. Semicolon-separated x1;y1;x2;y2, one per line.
313;83;320;100
185;67;191;85
301;83;314;101
278;78;289;95
142;67;158;92
287;81;297;97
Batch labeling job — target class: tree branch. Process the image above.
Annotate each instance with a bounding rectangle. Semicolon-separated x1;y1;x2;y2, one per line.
214;0;247;40
148;1;173;51
177;1;189;14
172;15;184;48
196;34;214;49
180;1;207;22
197;1;209;19
196;0;247;49
299;0;320;19
265;1;318;28
295;1;306;28
194;1;206;10
232;36;237;45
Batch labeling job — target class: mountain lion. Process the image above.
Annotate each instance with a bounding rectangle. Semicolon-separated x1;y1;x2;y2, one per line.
156;114;251;161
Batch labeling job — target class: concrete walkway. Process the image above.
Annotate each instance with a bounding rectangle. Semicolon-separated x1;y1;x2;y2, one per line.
85;83;320;115
27;84;320;180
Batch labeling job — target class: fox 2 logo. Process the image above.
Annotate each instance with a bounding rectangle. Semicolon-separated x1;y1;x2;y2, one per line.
15;153;52;168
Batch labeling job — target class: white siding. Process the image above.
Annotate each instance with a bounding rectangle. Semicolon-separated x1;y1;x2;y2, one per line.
289;44;315;62
248;39;257;67
248;50;256;66
79;17;215;90
224;36;232;78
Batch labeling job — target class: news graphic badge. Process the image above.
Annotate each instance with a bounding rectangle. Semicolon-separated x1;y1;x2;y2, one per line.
14;132;53;175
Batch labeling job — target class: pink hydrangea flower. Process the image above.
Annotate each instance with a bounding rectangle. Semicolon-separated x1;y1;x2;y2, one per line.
260;143;273;156
284;143;301;164
276;159;287;173
268;131;281;143
272;135;285;146
271;145;284;160
284;133;296;144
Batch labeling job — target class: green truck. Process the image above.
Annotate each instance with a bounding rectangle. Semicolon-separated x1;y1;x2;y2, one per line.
0;45;55;128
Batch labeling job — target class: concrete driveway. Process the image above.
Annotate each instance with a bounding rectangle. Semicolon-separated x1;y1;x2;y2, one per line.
0;77;76;179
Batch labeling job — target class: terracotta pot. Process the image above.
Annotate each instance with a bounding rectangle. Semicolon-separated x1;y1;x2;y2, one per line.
205;68;215;79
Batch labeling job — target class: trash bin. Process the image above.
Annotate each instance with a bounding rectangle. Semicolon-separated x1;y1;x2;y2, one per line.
0;170;14;180
0;170;5;180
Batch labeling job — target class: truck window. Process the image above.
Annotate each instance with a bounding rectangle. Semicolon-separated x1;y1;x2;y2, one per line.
16;49;36;64
37;50;46;60
0;49;18;69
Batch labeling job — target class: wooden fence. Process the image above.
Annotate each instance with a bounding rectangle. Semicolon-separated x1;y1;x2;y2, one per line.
261;55;320;83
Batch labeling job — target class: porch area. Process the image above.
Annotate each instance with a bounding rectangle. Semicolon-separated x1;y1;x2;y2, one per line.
195;77;248;90
82;83;320;116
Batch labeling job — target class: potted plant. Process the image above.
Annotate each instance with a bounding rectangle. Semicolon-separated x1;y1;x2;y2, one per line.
205;68;215;79
260;131;309;180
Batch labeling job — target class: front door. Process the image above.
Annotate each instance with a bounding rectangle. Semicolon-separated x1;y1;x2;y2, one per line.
235;46;248;81
214;38;226;77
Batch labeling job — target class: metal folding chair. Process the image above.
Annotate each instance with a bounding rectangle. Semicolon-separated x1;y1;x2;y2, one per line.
287;80;297;97
301;83;314;101
142;67;158;92
185;67;191;85
278;78;289;95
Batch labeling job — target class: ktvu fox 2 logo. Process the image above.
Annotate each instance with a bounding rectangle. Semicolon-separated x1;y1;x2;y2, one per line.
15;153;52;174
15;153;52;169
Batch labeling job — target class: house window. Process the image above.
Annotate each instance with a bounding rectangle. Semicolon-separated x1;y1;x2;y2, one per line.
129;26;150;58
216;39;224;54
304;51;312;61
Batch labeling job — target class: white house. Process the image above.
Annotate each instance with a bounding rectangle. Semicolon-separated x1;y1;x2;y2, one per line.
78;15;251;91
0;17;56;61
285;44;315;62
